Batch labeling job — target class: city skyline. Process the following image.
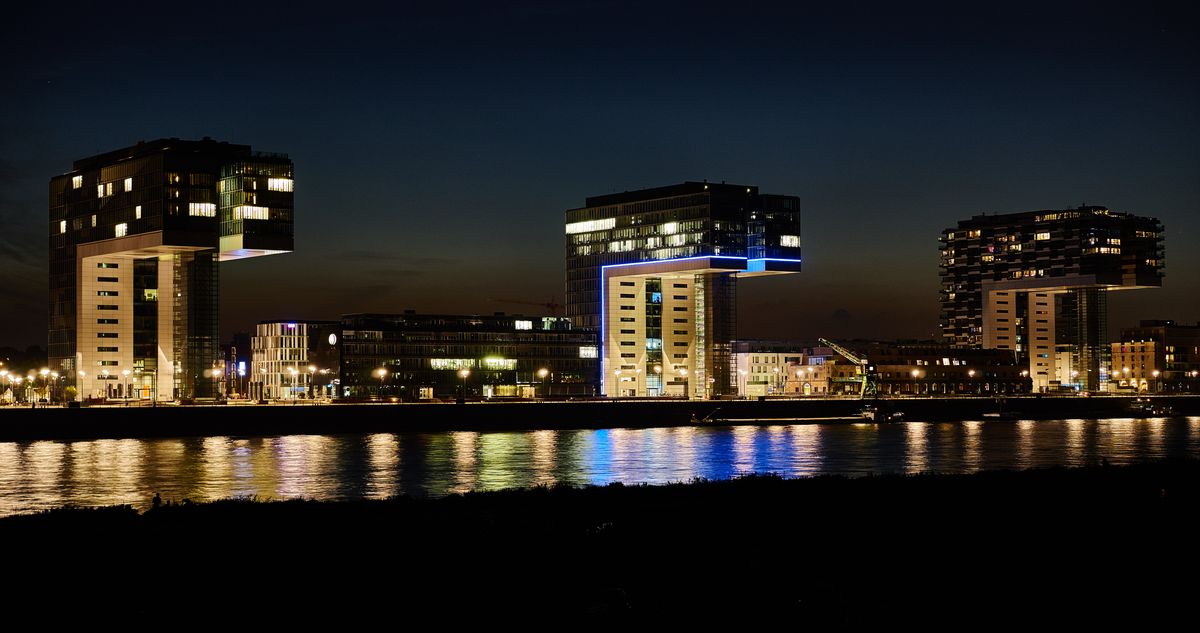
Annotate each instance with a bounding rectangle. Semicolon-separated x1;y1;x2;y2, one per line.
3;3;1198;348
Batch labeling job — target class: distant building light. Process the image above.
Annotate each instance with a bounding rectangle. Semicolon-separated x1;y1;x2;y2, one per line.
515;320;532;330
565;218;615;234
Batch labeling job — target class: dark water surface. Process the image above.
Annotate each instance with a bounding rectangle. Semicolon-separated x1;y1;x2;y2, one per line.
2;417;1198;516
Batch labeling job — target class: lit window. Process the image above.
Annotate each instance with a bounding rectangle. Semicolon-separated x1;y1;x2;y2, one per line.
579;346;598;359
780;235;800;247
124;177;133;192
565;218;616;234
135;205;142;219
234;205;269;220
106;182;113;196
514;320;532;330
59;220;66;234
91;215;97;227
267;178;294;192
72;175;82;189
115;223;128;238
1035;232;1050;240
97;184;105;198
662;222;679;235
968;229;981;238
188;203;217;217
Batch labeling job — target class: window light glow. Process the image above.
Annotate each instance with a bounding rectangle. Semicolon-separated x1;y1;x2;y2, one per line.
267;177;294;192
780;234;800;247
72;175;82;189
566;218;616;234
115;223;128;238
515;320;532;330
59;220;66;234
235;205;269;220
135;205;142;219
188;202;217;217
124;177;133;192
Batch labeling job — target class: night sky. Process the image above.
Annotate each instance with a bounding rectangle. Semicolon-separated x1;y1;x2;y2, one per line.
2;2;1197;349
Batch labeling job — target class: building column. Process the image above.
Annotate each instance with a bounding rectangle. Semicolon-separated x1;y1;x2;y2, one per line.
695;272;736;398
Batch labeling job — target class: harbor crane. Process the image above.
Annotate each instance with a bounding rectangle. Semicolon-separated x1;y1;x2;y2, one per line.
818;338;878;399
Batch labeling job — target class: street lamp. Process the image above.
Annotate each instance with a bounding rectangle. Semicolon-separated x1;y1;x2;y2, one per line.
654;364;664;397
772;366;781;394
537;367;549;399
287;367;298;401
679;368;689;399
308;365;317;399
376;368;387;401
458;368;470;403
39;368;49;403
212;367;222;400
122;369;132;403
1152;369;1160;393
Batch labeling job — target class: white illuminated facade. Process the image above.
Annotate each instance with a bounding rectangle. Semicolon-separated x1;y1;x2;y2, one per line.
566;182;802;398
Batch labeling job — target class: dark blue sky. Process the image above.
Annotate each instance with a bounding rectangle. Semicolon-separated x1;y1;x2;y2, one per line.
2;1;1197;347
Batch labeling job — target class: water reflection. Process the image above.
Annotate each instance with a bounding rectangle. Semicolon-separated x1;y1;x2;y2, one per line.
1;417;1199;517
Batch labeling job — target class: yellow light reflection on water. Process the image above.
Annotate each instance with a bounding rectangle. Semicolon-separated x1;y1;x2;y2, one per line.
27;441;67;510
787;424;821;477
366;433;400;499
1065;419;1086;467
963;421;983;473
273;435;338;499
906;422;928;474
478;432;525;491
530;430;557;487
1016;420;1035;469
449;431;479;494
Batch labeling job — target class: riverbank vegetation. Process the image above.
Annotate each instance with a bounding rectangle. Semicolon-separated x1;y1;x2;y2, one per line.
4;459;1195;625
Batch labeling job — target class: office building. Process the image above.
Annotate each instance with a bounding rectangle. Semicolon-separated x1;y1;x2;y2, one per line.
49;138;294;400
1110;320;1200;393
565;182;802;398
940;206;1163;391
340;312;596;399
250;321;341;400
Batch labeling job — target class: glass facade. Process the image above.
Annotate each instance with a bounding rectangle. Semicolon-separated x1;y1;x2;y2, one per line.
564;182;801;397
340;313;598;399
49;138;294;400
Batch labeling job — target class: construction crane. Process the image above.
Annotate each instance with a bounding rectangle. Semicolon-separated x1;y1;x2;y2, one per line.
492;297;563;316
818;338;878;399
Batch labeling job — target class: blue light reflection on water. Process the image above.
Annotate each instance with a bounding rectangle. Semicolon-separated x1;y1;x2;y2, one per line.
1;417;1199;517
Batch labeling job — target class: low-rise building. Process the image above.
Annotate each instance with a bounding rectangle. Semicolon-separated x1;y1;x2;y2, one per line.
1110;320;1200;392
831;340;1030;396
340;312;597;399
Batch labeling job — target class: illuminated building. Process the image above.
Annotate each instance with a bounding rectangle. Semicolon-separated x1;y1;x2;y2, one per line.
250;321;340;400
565;182;801;398
340;312;597;399
940;206;1163;392
1110;320;1200;393
832;341;1029;396
49;138;294;400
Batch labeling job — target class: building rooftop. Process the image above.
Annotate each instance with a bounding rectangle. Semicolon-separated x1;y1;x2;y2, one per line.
583;181;757;208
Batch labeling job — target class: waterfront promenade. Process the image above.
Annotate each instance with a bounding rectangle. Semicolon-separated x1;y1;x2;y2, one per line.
1;395;1197;441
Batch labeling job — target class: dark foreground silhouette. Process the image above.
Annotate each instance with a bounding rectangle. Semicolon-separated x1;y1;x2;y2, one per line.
4;460;1196;626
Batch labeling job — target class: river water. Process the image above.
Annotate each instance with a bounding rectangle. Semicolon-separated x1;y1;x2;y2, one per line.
2;416;1198;517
